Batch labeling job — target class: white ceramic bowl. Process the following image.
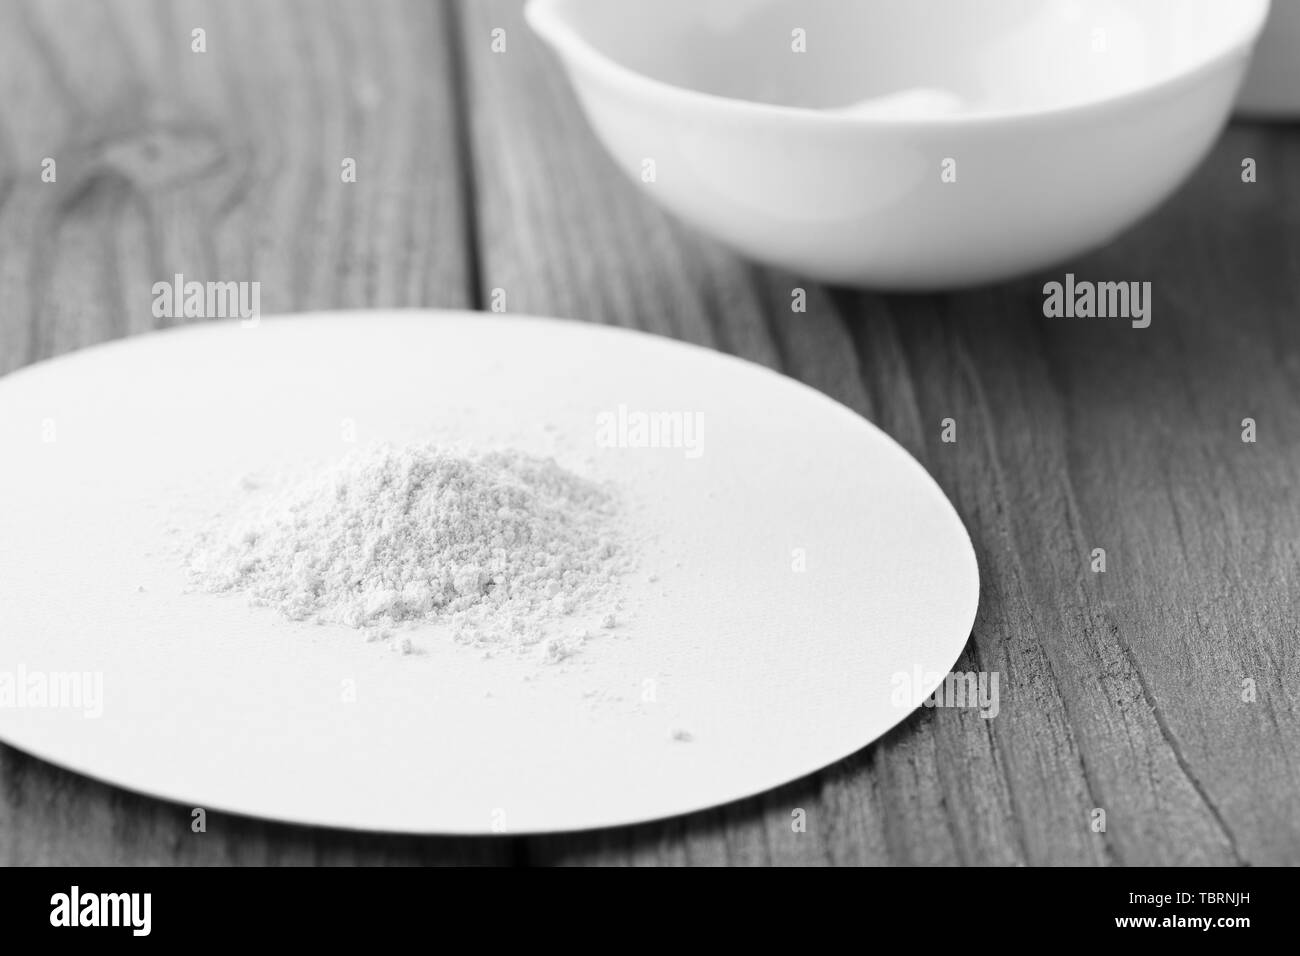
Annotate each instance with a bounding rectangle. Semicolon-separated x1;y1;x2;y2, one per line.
527;0;1271;290
1238;0;1300;117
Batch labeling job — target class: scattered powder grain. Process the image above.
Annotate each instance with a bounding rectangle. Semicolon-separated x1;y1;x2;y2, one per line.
186;443;625;660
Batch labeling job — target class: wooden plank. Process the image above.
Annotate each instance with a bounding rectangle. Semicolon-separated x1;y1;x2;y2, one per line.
0;0;506;864
458;0;1300;864
0;0;474;375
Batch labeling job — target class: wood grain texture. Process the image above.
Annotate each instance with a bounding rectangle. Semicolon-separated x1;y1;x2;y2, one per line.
1;0;1298;866
457;0;1300;866
0;0;473;375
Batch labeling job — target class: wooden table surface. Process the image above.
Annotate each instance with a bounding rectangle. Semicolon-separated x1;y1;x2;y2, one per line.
1;0;1297;866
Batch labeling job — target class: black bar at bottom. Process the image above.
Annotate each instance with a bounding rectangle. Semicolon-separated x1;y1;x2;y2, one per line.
0;864;1276;943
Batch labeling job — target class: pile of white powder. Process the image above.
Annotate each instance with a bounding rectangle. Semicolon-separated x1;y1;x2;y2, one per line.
186;443;625;661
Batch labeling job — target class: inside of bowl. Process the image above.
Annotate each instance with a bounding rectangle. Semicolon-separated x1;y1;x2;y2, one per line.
544;0;1269;116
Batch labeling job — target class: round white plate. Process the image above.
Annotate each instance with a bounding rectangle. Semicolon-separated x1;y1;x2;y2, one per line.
0;311;978;834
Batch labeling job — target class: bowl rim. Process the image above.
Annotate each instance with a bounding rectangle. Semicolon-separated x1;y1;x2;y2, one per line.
525;0;1273;128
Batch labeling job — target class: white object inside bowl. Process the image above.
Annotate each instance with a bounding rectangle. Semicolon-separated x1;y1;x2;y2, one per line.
541;0;1270;117
826;87;966;118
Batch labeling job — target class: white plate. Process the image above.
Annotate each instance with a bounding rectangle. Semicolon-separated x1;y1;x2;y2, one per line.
0;311;978;834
